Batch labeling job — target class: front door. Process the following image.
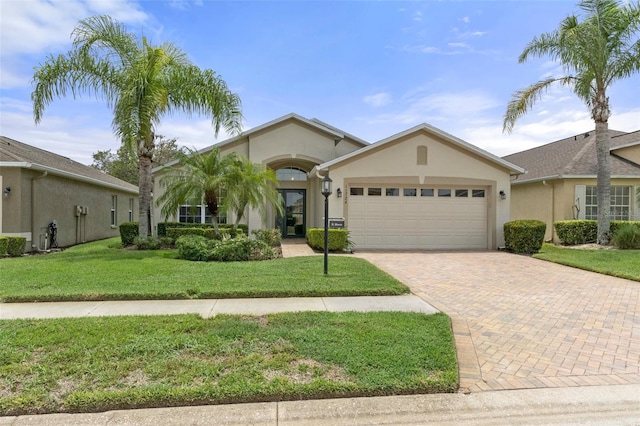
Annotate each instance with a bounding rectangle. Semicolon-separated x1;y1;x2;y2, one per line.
276;189;306;238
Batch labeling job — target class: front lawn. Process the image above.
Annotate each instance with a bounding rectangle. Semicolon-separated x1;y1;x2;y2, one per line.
534;243;640;281
0;238;409;302
0;312;457;415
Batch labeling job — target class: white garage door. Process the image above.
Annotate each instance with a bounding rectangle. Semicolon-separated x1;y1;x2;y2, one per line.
347;186;488;250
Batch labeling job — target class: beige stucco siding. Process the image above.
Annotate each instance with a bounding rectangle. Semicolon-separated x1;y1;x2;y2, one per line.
613;145;640;164
2;167;137;249
323;131;513;249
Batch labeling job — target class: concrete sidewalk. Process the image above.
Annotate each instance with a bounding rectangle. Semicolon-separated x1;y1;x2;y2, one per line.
0;295;438;319
3;384;639;425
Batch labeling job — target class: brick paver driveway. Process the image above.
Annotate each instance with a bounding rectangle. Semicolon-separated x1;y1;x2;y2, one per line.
356;251;640;393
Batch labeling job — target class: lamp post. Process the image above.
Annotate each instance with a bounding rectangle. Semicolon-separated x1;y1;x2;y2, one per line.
321;173;332;275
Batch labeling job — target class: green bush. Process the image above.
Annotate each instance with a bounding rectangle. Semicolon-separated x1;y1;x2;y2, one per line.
610;220;640;236
611;223;640;249
554;220;597;245
504;220;546;254
157;222;248;237
252;228;282;247
166;227;244;243
306;228;349;251
175;235;210;261
0;236;9;256
119;222;139;246
7;237;26;257
133;236;172;250
209;235;277;262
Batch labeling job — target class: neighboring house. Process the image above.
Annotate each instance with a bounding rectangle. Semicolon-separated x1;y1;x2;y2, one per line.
153;113;523;250
503;130;640;242
0;136;138;251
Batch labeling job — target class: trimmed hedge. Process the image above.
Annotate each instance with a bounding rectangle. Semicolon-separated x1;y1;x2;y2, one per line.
175;234;277;262
119;222;139;246
306;228;349;251
7;236;26;257
0;236;8;256
554;220;640;245
157;222;248;237
504;220;546;254
166;227;244;242
554;220;597;245
611;223;640;249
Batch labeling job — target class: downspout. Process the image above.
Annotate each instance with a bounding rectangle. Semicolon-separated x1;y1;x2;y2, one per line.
31;171;48;250
542;180;554;242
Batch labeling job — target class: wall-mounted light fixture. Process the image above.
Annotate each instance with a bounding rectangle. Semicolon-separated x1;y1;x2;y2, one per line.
336;188;342;198
3;186;10;198
499;190;506;200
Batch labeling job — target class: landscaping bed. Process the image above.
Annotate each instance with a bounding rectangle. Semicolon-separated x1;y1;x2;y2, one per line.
0;238;409;302
0;311;457;415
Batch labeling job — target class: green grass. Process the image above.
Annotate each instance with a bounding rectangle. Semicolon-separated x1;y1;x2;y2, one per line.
534;243;640;281
0;312;457;415
0;238;409;302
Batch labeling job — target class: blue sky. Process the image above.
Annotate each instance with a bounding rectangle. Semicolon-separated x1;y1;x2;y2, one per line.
1;0;638;165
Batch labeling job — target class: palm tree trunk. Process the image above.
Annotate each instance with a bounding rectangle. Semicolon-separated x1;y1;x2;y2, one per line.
138;153;153;240
593;93;611;245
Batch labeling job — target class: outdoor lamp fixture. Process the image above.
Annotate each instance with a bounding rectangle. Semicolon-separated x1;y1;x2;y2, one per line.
321;173;333;275
3;186;10;198
499;190;506;200
336;188;342;198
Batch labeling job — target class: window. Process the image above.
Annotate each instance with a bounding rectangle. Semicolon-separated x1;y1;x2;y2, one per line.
128;198;134;222
110;195;117;226
438;189;451;197
178;193;226;224
455;189;468;198
368;188;382;196
472;189;485;198
585;186;631;220
386;188;399;196
403;188;417;197
350;187;364;196
421;188;434;197
276;167;307;181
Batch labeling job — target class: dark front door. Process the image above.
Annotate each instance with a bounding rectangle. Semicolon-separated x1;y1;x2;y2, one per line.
277;189;306;238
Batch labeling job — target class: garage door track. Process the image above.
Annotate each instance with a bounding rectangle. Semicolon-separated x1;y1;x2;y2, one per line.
356;251;640;393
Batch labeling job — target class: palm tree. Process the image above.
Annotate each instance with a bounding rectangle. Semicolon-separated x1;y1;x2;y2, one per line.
157;147;238;234
31;15;242;240
503;0;640;245
225;156;284;229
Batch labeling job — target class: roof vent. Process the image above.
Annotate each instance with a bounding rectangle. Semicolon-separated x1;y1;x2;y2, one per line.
584;132;590;138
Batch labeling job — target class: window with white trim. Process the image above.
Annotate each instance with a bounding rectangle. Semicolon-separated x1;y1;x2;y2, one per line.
178;191;227;224
128;198;134;222
585;186;631;220
110;195;117;226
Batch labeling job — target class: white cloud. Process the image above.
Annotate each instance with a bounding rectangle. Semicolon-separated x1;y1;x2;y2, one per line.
413;11;423;22
448;42;469;48
363;92;391;108
460;16;471;23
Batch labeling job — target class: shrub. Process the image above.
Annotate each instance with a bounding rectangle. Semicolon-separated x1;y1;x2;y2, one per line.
134;236;168;250
119;222;139;246
504;220;546;254
306;228;349;251
611;223;640;249
166;227;244;243
157;222;248;237
209;235;277;262
0;236;8;256
554;220;597;245
175;235;211;261
610;220;640;236
252;228;282;247
7;237;26;257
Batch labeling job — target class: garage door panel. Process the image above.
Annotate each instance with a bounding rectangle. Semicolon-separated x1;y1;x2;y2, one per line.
348;187;487;250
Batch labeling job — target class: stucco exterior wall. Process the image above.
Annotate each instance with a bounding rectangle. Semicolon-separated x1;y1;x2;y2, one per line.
322;130;514;249
1;167;137;250
511;177;640;242
613;145;640;164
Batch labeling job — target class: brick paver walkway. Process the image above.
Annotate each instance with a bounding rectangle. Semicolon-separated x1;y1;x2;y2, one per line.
356;251;640;393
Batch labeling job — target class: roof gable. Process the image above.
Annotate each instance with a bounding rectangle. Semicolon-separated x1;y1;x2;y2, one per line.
0;136;138;193
503;130;640;183
313;123;524;174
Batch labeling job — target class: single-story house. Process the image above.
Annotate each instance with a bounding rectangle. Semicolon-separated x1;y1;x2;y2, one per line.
503;130;640;242
0;136;139;251
153;113;524;250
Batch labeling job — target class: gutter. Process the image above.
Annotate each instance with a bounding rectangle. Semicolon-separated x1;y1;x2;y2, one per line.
0;162;138;194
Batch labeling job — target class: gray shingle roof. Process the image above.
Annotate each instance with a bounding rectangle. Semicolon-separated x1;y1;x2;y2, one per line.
0;136;138;193
503;130;640;184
